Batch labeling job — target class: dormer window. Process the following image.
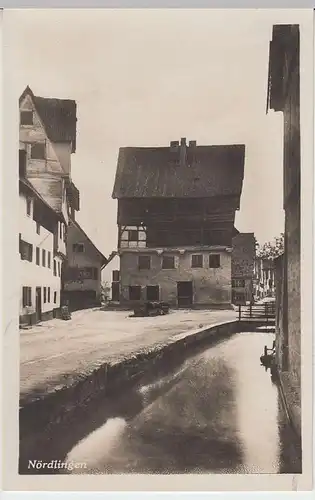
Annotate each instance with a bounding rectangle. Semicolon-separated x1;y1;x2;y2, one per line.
20;110;33;126
31;143;46;160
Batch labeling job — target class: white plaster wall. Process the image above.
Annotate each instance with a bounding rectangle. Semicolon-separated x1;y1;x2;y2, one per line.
20;193;62;316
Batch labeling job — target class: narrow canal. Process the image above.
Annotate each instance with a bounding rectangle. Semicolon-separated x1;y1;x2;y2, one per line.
61;331;301;474
19;331;302;475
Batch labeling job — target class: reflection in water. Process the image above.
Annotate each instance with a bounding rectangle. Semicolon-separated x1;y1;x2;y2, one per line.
66;417;127;467
65;332;301;474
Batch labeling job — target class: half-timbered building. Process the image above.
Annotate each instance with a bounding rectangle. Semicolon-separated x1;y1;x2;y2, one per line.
112;138;245;307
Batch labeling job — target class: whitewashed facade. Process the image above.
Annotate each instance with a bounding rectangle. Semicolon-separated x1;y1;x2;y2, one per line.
19;86;79;324
19;180;66;324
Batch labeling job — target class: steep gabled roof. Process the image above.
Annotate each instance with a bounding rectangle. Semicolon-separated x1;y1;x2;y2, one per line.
19;177;64;222
70;219;108;267
19;86;77;152
112;143;245;199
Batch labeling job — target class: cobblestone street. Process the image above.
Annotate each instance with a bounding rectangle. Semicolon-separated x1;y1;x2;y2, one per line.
20;308;237;402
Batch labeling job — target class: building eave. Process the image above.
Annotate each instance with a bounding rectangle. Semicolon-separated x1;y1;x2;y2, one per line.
70;218;107;265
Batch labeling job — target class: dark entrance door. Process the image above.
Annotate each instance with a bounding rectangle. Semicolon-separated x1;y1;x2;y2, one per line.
177;281;193;307
35;287;42;323
112;282;120;302
146;285;159;302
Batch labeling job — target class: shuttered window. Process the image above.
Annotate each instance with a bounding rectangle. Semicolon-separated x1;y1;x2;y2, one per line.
22;287;32;307
162;256;175;269
20;111;33;125
31;143;45;160
191;254;203;268
209;254;220;268
19;238;33;262
42;249;46;267
129;286;141;301
36;247;40;266
138;256;151;270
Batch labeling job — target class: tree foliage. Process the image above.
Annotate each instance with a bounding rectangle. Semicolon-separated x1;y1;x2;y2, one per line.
101;281;111;301
256;233;284;259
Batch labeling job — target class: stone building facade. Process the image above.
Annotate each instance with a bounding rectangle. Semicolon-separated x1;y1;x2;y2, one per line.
231;232;255;304
267;24;301;437
112;138;245;308
119;246;232;308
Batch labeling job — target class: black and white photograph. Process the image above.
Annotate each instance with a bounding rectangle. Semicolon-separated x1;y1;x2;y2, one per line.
1;7;313;492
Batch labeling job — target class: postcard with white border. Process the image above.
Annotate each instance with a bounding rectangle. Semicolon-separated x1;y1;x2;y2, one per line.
1;7;313;492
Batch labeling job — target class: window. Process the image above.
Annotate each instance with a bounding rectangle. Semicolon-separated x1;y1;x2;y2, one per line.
59;223;63;239
48;251;51;269
43;287;47;304
146;285;159;301
53;259;57;276
58;261;61;277
42;249;46;267
232;278;245;288
138;255;151;270
129;286;141;301
73;243;84;253
128;230;138;241
19;238;33;262
36;222;40;235
232;290;246;305
63;224;67;242
54;291;57;304
191;254;203;268
26;197;32;216
209;254;220;269
22;287;32;307
36;247;40;266
31;143;45;160
20;110;33;126
92;268;98;280
48;287;51;303
162;256;175;269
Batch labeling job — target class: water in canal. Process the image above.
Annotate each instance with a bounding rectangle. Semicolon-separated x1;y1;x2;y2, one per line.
60;331;301;474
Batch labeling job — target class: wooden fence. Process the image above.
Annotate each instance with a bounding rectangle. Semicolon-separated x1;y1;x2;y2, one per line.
237;302;276;325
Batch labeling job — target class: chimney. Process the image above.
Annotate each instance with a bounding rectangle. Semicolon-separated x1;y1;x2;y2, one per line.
180;137;187;167
170;140;179;153
188;140;197;166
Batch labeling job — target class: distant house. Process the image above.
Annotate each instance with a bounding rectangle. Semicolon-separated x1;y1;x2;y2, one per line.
267;24;301;438
63;220;108;310
253;257;276;300
231;233;255;304
112;138;245;308
19;86;79;324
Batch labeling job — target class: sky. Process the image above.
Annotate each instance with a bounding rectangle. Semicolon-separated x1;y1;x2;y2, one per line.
6;8;306;281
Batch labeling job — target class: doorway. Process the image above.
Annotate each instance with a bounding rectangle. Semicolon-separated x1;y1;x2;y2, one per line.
177;281;193;307
35;287;42;323
146;285;160;302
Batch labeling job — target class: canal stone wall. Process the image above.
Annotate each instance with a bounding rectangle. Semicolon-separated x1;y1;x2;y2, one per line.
19;318;279;474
